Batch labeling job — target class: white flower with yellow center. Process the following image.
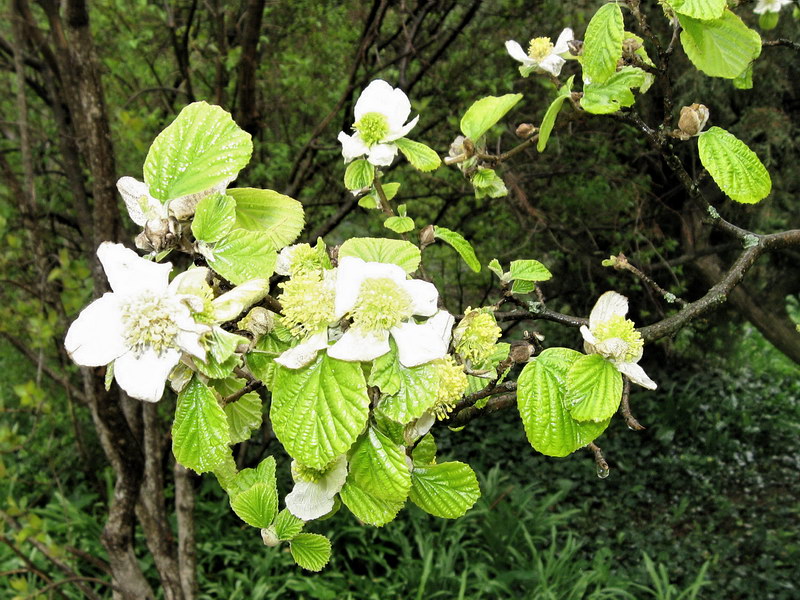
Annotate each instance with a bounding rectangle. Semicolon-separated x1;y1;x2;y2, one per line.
285;456;348;521
337;80;420;167
754;0;792;14
505;28;574;77
64;243;210;402
328;256;452;367
580;291;656;390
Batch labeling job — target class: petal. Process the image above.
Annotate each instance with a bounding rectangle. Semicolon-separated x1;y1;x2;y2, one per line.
338;131;369;162
616;361;657;390
382;86;413;134
366;143;398;167
589;291;629;329
274;331;329;369
428;310;455;346
505;40;532;65
553;28;574;54
334;256;368;319
354;80;396;121
114;348;180;402
580;325;598;355
168;266;211;297
64;293;127;366
97;242;172;296
391;320;448;368
319;455;348;495
385;114;419;142
285;480;335;521
539;54;566;76
401;279;439;317
328;327;391;363
175;322;209;361
116;176;165;226
404;411;435;443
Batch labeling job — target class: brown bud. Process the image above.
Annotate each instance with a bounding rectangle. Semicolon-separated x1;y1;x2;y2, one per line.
509;341;534;363
462;138;476;156
419;224;436;249
567;39;584;56
515;123;537;138
622;37;642;56
677;103;709;140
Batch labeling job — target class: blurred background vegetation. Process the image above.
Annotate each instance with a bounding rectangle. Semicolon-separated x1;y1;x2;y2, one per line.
1;0;798;598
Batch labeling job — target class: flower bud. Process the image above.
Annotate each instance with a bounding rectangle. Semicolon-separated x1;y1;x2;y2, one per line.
260;526;280;547
676;103;709;140
419;224;436;249
622;37;642;56
515;123;537;138
509;341;533;363
567;39;583;56
238;307;274;338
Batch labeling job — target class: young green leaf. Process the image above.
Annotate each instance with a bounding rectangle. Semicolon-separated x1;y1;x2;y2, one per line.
191;193;236;243
172;377;232;473
271;354;370;469
274;508;304;541
368;342;403;396
144;102;252;201
339;237;421;273
433;226;481;273
245;332;291;390
344;159;375;190
394;138;441;172
378;359;440;423
678;10;761;79
349;427;411;502
508;259;552;282
668;0;726;21
384;215;415;234
487;258;505;280
339;476;405;527
565;354;623;422
733;65;754;90
698;127;772;204
230;480;278;529
290;533;332;571
217;380;262;444
538;76;574;152
412;433;437;465
228;188;304;248
581;67;649;115
408;461;480;519
516;348;610;457
460;94;523;141
202;229;277;285
582;3;624;85
470;168;508;199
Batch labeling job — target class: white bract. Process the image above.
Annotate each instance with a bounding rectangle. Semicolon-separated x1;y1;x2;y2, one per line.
579;291;657;390
505;28;574;77
337;80;420;167
285;456;348;521
64;243;210;402
327;256;452;367
754;0;792;14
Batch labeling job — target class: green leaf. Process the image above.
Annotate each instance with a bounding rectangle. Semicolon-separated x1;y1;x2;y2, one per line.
349;427;411;502
508;259;552;282
733;64;753;90
208;327;247;363
369;345;402;396
230;479;278;529
360;182;400;210
191;193;236;243
218;379;263;444
344;159;375;190
582;3;624;85
581;67;649;115
459;94;523;140
758;11;780;31
516;348;610;457
228;188;304;249
339;237;421;273
698;127;772;204
144;102;252;201
433;226;480;273
487;258;504;279
271;354;370;469
245;333;291;390
203;229;277;285
470;168;508;199
378;358;439;424
538;76;574;153
624;32;655;67
668;0;726;20
565;354;623;422
409;461;480;519
172;377;232;473
678;10;761;79
394;138;441;172
412;433;437;465
384;215;415;234
194;350;239;380
339;476;404;527
274;508;304;541
290;533;331;571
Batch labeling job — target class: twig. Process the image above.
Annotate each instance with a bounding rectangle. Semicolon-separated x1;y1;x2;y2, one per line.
619;379;645;430
762;38;800;52
587;442;610;478
220;379;263;407
609;252;687;306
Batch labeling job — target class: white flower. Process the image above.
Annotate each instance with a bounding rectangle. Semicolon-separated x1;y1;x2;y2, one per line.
327;256;451;367
64;243;210;402
754;0;792;14
337;80;419;167
285;455;348;521
505;28;574;77
579;291;657;390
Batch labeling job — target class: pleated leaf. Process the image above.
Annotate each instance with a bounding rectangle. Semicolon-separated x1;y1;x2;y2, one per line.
172;377;232;473
409;461;480;519
565;354;623;422
679;11;761;79
582;3;624;85
698;127;772;204
339;237;421;273
290;533;331;571
349;427;411;502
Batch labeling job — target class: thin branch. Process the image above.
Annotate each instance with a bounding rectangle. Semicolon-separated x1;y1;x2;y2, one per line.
619;379;645;431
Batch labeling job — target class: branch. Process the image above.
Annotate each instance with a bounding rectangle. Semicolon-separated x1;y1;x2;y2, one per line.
762;38;800;52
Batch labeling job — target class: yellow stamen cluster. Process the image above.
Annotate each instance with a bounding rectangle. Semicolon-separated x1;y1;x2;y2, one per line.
593;315;644;363
120;292;180;356
286;244;326;277
354;112;390;146
279;271;335;337
351;278;413;333
528;37;554;62
454;308;502;364
293;461;328;483
431;357;468;420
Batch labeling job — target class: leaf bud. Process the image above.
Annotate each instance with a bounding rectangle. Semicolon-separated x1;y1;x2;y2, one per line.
676;103;709;140
515;123;537;138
